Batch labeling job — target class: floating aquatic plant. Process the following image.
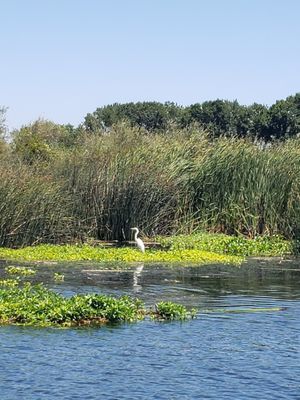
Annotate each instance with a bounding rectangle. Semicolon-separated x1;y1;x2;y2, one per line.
5;266;36;276
0;244;242;265
0;278;19;288
0;283;195;327
53;272;64;282
0;265;196;326
156;233;292;257
153;301;196;321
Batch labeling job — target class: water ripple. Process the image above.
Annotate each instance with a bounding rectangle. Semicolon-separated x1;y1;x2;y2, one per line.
0;259;300;399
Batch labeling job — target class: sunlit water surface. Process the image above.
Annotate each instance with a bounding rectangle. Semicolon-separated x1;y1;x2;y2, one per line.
0;258;299;399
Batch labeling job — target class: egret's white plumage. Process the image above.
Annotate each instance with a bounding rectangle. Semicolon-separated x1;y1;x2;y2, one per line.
131;227;145;253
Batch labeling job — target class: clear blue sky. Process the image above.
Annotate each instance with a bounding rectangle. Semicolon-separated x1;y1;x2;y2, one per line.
1;0;300;131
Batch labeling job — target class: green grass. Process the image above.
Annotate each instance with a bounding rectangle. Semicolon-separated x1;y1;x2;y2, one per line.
0;243;242;264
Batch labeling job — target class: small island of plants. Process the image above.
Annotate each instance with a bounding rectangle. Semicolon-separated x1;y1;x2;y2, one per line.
0;279;196;327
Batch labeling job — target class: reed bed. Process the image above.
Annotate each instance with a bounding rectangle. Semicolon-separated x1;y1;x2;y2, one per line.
186;138;300;238
0;159;71;247
53;126;184;241
1;124;300;247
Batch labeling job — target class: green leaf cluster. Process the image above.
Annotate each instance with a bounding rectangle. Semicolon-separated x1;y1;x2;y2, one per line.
154;301;196;321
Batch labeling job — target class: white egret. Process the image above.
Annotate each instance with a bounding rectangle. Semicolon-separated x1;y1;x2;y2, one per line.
130;227;145;253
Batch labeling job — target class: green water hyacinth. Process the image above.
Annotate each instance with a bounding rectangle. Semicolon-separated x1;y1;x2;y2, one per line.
0;244;242;265
0;278;19;288
0;233;291;266
154;301;197;321
53;272;64;282
5;266;36;276
156;233;292;257
0;283;196;327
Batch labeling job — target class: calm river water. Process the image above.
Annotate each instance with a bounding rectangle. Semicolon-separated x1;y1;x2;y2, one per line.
0;258;299;399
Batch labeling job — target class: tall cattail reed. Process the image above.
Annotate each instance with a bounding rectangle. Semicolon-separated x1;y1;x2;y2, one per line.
53;125;184;241
0;159;71;247
1;123;300;247
182;137;300;237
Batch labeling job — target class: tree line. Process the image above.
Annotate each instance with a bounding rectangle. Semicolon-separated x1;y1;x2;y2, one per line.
84;93;300;141
1;93;299;148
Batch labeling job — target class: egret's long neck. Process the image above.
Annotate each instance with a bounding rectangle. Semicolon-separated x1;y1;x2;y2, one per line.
134;230;138;241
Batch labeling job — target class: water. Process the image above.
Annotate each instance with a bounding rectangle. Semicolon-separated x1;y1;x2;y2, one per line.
0;258;299;399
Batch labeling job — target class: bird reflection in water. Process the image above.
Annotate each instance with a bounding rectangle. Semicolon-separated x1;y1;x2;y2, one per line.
133;263;144;292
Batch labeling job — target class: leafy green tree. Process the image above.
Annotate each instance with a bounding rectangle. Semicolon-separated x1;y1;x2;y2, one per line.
12;119;78;163
246;103;270;139
186;100;248;137
267;93;300;140
83;94;300;141
84;101;183;132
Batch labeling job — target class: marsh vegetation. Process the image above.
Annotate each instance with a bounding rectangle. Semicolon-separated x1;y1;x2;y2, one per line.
0;232;291;264
0;95;299;252
1;123;300;249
